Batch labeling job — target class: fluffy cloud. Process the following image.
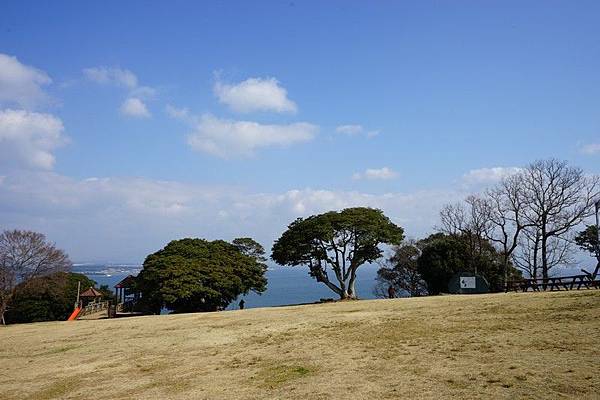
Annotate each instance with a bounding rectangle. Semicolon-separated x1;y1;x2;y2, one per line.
214;77;297;113
0;53;52;108
336;124;363;135
83;66;138;88
0;171;459;261
336;124;379;138
120;98;151;118
353;167;398;180
165;104;190;120
129;86;156;99
84;66;155;117
461;167;522;185
0;109;67;170
579;143;600;155
187;114;317;158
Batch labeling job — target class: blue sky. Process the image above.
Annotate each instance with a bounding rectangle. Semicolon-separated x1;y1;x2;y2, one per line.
0;1;599;262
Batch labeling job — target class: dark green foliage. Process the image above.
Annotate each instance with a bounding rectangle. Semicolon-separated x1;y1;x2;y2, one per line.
417;233;520;294
575;225;599;259
232;237;267;263
136;238;268;314
575;225;600;277
272;207;404;299
416;234;468;295
375;241;428;297
5;272;97;323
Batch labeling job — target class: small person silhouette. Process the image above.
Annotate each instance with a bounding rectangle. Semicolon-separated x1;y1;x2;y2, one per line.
387;285;396;299
239;299;245;310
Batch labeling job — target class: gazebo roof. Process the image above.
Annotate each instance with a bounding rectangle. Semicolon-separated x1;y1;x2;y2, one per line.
115;274;137;289
80;287;103;298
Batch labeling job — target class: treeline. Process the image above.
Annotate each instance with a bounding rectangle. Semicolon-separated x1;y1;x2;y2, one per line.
0;230;110;324
374;232;520;298
376;159;600;297
5;272;111;324
1;158;598;324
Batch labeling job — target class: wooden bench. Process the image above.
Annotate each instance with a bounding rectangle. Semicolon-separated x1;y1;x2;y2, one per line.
506;275;600;292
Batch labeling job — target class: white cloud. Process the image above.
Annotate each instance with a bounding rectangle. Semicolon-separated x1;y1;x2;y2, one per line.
353;167;398;181
0;109;67;170
165;104;190;120
0;53;52;108
461;167;522;185
0;171;460;262
120;98;151;118
214;77;297;113
579;143;600;155
336;124;379;139
336;124;363;135
83;67;138;88
129;85;156;99
187;114;317;158
83;67;156;118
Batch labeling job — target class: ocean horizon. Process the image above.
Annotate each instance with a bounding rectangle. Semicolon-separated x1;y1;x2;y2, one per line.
72;263;382;310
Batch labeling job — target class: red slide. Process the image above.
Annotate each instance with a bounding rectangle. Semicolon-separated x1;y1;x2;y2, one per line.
67;307;81;321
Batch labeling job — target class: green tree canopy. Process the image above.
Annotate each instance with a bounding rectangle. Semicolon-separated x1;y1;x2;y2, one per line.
375;240;428;298
417;233;520;295
136;238;268;314
575;225;600;278
271;207;404;299
5;272;98;324
232;237;267;263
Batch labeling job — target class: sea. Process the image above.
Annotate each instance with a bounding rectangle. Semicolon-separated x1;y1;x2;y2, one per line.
72;263;381;310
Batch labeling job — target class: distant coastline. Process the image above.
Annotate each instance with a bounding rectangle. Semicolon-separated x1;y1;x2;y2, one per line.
72;263;381;310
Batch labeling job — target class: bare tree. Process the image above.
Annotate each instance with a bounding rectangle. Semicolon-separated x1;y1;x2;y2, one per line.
520;159;600;279
439;195;493;273
512;226;574;278
485;173;534;285
0;230;71;325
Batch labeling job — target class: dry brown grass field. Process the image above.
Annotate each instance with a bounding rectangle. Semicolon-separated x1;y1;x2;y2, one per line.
1;291;599;400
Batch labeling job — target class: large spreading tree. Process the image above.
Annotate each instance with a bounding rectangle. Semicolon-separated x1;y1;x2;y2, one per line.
136;238;267;314
271;207;404;299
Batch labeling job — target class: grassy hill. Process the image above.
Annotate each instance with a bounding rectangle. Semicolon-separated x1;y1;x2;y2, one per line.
1;291;599;400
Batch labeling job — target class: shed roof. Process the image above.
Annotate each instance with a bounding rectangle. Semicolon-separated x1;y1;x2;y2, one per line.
115;275;137;289
80;287;103;297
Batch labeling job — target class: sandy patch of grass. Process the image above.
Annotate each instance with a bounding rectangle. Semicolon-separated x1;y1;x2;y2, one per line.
254;362;317;389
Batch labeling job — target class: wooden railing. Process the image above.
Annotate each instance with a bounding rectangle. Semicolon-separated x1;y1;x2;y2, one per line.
78;300;110;317
506;275;600;292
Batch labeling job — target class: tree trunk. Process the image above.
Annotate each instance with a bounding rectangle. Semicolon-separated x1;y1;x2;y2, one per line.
532;239;539;279
346;268;358;299
503;253;509;290
592;259;600;280
541;235;548;280
338;279;347;299
0;299;7;325
322;280;344;299
540;216;549;281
